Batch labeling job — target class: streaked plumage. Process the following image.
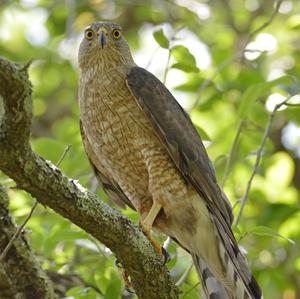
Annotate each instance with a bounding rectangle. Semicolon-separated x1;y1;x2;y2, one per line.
78;22;262;299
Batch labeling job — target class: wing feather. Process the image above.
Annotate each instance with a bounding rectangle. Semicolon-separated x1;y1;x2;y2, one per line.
126;67;233;226
126;67;261;298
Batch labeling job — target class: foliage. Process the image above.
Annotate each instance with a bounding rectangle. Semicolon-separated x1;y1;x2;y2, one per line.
1;0;300;298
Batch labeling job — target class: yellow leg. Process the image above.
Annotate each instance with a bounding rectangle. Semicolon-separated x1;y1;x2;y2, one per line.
140;201;162;254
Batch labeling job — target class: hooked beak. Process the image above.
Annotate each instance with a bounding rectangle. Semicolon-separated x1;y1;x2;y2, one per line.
98;30;107;49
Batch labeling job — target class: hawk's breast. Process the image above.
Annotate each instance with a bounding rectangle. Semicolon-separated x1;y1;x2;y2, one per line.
79;70;164;212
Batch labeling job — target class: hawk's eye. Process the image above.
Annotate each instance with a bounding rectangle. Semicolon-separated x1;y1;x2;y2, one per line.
85;29;94;40
112;29;121;39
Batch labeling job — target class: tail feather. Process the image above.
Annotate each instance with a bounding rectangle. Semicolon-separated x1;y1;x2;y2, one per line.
214;219;262;299
191;233;262;299
193;255;231;299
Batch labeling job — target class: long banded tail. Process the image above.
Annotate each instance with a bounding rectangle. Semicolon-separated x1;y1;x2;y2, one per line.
193;255;231;299
193;240;262;299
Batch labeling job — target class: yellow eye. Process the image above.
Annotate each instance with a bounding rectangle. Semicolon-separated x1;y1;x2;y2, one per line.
85;29;94;40
112;29;121;39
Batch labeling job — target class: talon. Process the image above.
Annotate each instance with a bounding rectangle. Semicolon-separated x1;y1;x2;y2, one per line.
115;259;134;292
114;258;123;268
140;224;162;255
122;269;133;292
125;285;135;294
162;246;171;265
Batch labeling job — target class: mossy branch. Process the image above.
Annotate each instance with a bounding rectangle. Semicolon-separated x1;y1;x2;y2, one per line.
0;57;179;299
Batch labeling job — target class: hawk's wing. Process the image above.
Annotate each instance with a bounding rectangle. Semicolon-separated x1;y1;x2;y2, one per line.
126;68;262;297
80;120;135;210
126;67;233;227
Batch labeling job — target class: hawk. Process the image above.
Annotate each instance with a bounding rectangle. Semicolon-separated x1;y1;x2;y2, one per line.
78;22;262;299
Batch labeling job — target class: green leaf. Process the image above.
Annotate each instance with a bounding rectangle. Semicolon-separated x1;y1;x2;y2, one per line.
195;125;211;141
104;279;121;299
171;45;199;73
32;137;66;163
238;76;294;119
153;28;169;49
171;62;198;73
249;226;295;245
66;287;99;299
43;228;87;257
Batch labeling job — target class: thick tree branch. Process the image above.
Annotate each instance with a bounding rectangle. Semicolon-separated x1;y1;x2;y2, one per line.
0;57;179;299
0;186;56;299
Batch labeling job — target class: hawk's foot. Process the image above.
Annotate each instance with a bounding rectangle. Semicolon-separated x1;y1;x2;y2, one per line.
114;258;123;268
139;222;170;265
122;269;134;293
140;223;162;255
162;246;171;265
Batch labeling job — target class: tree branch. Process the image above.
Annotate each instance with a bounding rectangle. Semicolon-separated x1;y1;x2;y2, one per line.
191;0;283;110
0;57;179;299
235;96;292;225
0;186;56;299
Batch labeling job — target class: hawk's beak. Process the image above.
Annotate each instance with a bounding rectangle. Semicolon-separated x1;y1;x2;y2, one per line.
98;30;107;49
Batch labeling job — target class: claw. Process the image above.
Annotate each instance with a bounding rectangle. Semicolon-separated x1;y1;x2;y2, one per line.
162;246;171;265
122;269;134;293
114;258;123;268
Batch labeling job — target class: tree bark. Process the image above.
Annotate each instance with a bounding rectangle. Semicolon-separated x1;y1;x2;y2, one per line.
0;57;179;299
0;186;56;299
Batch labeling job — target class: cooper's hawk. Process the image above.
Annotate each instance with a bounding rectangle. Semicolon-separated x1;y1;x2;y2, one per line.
78;22;262;299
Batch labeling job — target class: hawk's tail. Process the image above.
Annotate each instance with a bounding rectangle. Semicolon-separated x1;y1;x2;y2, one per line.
193;254;231;299
192;242;262;299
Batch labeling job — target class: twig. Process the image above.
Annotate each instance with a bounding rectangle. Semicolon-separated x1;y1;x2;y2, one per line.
244;0;284;46
163;49;172;85
162;26;184;85
0;200;38;262
285;103;300;107
0;144;72;261
56;144;72;167
145;47;160;70
191;0;283;110
175;262;193;286
181;282;201;298
190;54;238;111
235;96;292;226
221;119;245;187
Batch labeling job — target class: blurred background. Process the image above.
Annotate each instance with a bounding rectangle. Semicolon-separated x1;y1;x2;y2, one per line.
0;0;300;298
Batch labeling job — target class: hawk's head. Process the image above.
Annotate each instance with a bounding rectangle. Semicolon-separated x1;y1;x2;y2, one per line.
78;22;134;70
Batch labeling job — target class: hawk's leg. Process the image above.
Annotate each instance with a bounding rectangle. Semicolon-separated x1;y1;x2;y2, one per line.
140;201;162;254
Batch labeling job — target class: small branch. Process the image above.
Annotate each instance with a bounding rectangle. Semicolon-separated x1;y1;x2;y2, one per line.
182;282;201;298
191;0;283;110
235;96;292;225
221;119;245;187
190;54;238;111
285;103;300;107
145;47;160;70
0;144;72;262
244;0;284;46
0;186;56;298
56;144;72;167
163;49;171;85
0;200;38;262
175;262;193;286
163;27;184;85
